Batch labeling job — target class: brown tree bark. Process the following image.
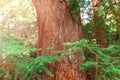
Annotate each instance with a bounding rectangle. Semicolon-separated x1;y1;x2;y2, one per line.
32;0;86;80
91;0;108;79
116;27;120;40
92;0;108;47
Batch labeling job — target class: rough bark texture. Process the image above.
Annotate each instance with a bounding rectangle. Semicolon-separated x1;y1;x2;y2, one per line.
32;0;86;80
92;0;108;47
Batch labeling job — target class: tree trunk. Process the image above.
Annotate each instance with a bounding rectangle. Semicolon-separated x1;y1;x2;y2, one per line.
116;27;120;40
32;0;86;80
92;0;108;79
92;0;108;47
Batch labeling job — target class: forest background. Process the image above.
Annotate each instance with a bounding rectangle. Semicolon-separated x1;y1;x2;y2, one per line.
0;0;120;80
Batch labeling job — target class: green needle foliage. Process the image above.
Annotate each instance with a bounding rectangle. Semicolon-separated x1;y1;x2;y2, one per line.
0;33;120;80
0;0;120;80
64;39;120;80
0;32;61;80
68;0;85;22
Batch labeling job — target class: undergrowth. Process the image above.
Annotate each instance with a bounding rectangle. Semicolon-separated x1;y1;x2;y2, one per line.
0;34;120;80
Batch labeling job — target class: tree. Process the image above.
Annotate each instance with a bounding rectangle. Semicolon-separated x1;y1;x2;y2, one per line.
32;0;86;80
92;0;108;47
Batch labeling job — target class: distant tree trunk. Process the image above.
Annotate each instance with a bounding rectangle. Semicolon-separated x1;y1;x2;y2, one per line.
92;0;108;47
116;27;120;40
32;0;86;80
91;0;108;79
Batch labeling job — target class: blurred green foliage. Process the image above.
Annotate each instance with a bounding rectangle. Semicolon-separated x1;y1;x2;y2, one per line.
0;0;120;80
